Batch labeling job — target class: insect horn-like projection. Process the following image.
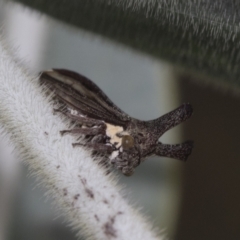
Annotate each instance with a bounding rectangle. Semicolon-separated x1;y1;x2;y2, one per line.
145;104;193;161
40;69;193;176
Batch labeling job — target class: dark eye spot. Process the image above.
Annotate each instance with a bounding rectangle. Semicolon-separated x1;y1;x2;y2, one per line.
122;135;134;150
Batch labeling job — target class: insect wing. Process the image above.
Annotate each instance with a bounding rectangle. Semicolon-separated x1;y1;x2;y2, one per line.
40;69;130;126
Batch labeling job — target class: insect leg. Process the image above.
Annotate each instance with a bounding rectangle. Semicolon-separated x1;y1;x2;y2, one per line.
60;126;105;136
73;142;114;153
155;140;193;161
65;112;105;126
111;151;137;176
91;134;108;143
54;108;105;126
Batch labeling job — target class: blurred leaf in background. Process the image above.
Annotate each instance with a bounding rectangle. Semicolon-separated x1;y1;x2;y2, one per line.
11;0;240;89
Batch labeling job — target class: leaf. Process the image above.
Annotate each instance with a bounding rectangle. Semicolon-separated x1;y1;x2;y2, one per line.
12;0;240;88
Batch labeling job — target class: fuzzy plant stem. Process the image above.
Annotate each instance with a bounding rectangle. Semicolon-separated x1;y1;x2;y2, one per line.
0;40;161;239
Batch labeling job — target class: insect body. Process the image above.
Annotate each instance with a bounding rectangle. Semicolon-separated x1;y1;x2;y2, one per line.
40;69;193;176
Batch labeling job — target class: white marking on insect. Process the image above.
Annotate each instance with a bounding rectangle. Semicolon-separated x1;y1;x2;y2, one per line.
105;123;123;148
69;109;79;115
117;131;130;137
110;151;119;160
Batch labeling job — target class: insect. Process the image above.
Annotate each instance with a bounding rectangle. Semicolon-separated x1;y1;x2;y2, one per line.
40;69;193;176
